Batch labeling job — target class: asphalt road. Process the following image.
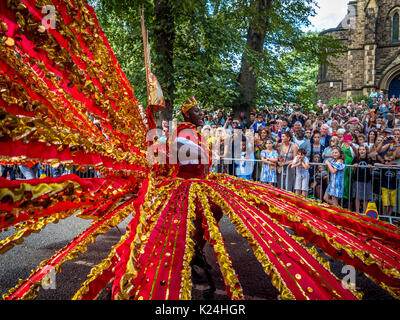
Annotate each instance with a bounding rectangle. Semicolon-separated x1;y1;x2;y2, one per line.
0;213;395;301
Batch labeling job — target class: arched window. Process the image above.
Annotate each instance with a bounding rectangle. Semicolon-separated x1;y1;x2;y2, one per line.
393;12;399;43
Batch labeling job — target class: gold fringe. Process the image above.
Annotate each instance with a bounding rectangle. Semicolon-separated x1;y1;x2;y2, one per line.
72;225;133;300
2;201;133;300
222;180;400;299
115;178;177;299
178;183;197;300
0;209;77;255
0;181;81;203
200;183;296;300
195;183;244;300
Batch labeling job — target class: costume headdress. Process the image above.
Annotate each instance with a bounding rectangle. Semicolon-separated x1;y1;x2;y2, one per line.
181;96;198;115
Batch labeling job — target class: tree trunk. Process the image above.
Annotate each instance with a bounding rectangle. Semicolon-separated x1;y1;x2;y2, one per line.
233;0;272;118
153;0;175;124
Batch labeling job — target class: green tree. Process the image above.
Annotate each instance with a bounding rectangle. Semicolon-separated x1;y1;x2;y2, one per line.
90;0;345;121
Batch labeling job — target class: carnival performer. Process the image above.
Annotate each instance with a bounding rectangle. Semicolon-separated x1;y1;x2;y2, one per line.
174;97;223;294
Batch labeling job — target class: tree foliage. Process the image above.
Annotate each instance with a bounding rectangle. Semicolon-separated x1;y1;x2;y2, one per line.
89;0;346;120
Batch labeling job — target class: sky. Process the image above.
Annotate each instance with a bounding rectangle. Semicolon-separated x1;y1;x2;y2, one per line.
307;0;351;32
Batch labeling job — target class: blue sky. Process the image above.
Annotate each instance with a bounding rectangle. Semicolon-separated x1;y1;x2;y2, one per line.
307;0;350;32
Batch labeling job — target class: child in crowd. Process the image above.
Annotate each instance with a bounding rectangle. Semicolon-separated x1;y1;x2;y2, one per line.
324;147;345;206
352;145;373;213
377;151;398;217
260;140;279;185
309;153;328;201
292;148;310;197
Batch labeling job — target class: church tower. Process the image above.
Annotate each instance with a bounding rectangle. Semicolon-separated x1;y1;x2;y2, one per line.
317;0;400;103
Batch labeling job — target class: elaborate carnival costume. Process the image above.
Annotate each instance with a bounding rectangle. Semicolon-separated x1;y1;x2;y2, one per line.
1;0;400;301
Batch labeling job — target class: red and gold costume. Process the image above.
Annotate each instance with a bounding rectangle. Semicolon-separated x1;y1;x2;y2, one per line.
0;0;400;301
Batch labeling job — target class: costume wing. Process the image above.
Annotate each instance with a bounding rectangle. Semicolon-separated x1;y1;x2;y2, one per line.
0;0;149;299
1;0;400;301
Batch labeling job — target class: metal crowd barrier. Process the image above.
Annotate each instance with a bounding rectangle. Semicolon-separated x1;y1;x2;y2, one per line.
216;158;400;225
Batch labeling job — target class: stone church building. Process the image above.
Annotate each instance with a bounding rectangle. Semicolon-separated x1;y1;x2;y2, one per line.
317;0;400;103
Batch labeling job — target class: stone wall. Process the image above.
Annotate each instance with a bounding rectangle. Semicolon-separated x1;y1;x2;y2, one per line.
318;82;344;104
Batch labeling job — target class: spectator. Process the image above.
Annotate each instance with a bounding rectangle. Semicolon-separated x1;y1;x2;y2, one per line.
277;131;298;191
216;110;226;126
310;130;325;159
292;121;303;137
379;103;389;120
357;134;367;148
336;128;345;145
235;137;255;180
238;112;248;129
253;127;268;180
292;148;310;197
1;165;16;180
159;126;169;143
289;111;306;127
18;164;38;179
395;113;400;126
329;119;339;135
324;147;345;206
322;136;340;161
281;118;291;133
366;130;377;150
201;125;213;145
376;152;398;217
162;120;169;131
319;124;331;148
387;113;394;128
376;117;384;131
232;120;242;132
309;153;328;201
223;115;234;134
38;163;47;178
245;112;256;130
369;87;379;99
369;135;385;163
204;114;215;126
294;128;311;158
304;119;313;132
260;140;279;185
342;134;355;206
253;113;266;132
304;128;312;141
352;145;373;214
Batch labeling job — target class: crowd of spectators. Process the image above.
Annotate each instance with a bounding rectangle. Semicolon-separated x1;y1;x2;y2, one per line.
157;90;400;218
2;90;400;219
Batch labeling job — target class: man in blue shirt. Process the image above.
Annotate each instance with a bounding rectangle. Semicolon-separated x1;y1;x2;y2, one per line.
253;113;266;132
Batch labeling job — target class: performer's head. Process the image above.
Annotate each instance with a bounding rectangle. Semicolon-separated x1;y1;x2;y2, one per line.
181;96;203;127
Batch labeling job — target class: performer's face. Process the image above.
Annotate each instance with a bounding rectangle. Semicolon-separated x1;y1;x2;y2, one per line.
184;105;203;127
